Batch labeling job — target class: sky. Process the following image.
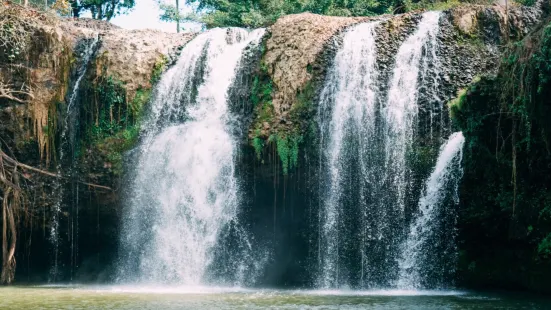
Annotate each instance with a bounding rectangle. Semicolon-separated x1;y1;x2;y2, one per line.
110;0;192;33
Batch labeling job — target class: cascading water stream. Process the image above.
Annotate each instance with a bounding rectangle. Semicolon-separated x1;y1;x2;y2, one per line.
371;12;443;287
50;35;99;281
119;28;265;286
383;11;441;216
398;132;465;289
316;11;444;289
317;21;380;288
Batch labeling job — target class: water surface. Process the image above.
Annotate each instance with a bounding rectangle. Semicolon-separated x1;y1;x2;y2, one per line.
1;286;549;309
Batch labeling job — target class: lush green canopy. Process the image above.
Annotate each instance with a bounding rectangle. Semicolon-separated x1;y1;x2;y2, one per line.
57;0;135;20
81;0;135;20
161;0;401;29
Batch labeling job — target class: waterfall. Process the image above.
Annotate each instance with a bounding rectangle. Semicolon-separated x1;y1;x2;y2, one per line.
375;11;442;286
398;132;465;289
50;35;99;282
119;28;266;286
316;11;444;289
383;11;441;215
317;21;380;288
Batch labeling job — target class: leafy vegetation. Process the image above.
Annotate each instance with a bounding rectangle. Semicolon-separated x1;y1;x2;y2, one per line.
249;61;274;162
44;0;134;19
402;0;467;12
151;55;168;84
80;58;155;175
248;58;315;175
448;88;467;119
251;74;273;107
182;0;400;28
275;132;303;175
290;81;315;123
516;0;537;6
82;75;130;174
178;0;505;28
158;0;186;32
252;136;264;160
539;234;551;259
452;21;551;291
0;6;34;63
81;0;136;20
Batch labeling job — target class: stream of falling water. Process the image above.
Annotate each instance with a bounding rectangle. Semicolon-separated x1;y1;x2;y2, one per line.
50;35;99;282
317;21;380;289
398;132;465;289
382;11;442;216
378;11;442;287
317;11;444;289
119;28;265;286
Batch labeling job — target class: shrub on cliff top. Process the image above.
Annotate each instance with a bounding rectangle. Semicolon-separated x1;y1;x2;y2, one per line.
183;0;398;28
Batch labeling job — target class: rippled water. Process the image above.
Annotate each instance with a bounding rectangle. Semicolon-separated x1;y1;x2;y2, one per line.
1;286;549;309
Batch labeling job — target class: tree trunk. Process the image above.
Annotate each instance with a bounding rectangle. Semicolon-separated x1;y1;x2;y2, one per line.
71;0;80;18
176;0;180;33
90;6;97;19
97;4;103;20
106;0;117;21
1;187;17;285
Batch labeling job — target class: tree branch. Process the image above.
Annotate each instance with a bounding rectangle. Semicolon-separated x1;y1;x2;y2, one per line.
0;81;33;104
0;150;113;191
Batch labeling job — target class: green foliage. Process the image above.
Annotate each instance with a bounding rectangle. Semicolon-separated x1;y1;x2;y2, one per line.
93;123;140;175
516;0;537;6
536;25;551;95
151;55;168;84
500;23;551;147
0;7;34;63
158;0;182;24
249;68;274;162
454;20;551;289
87;53;160;165
251;72;273;107
79;0;136;21
539;234;551;259
448;88;467;120
130;88;151;120
184;0;399;28
82;73;144;175
275;132;303;175
89;75;125;140
455;28;486;50
252;136;264;160
248;39;318;176
249;69;306;175
249;53;316;175
250;60;275;141
290;81;314;122
404;0;464;12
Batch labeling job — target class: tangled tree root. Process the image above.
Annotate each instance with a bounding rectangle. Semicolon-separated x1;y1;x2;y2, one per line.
0;147;111;284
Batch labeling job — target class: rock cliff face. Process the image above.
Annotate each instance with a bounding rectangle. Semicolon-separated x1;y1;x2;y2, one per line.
0;4;193;167
0;3;194;282
264;13;367;117
250;4;543;143
0;1;548;288
62;18;193;102
241;3;545;288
